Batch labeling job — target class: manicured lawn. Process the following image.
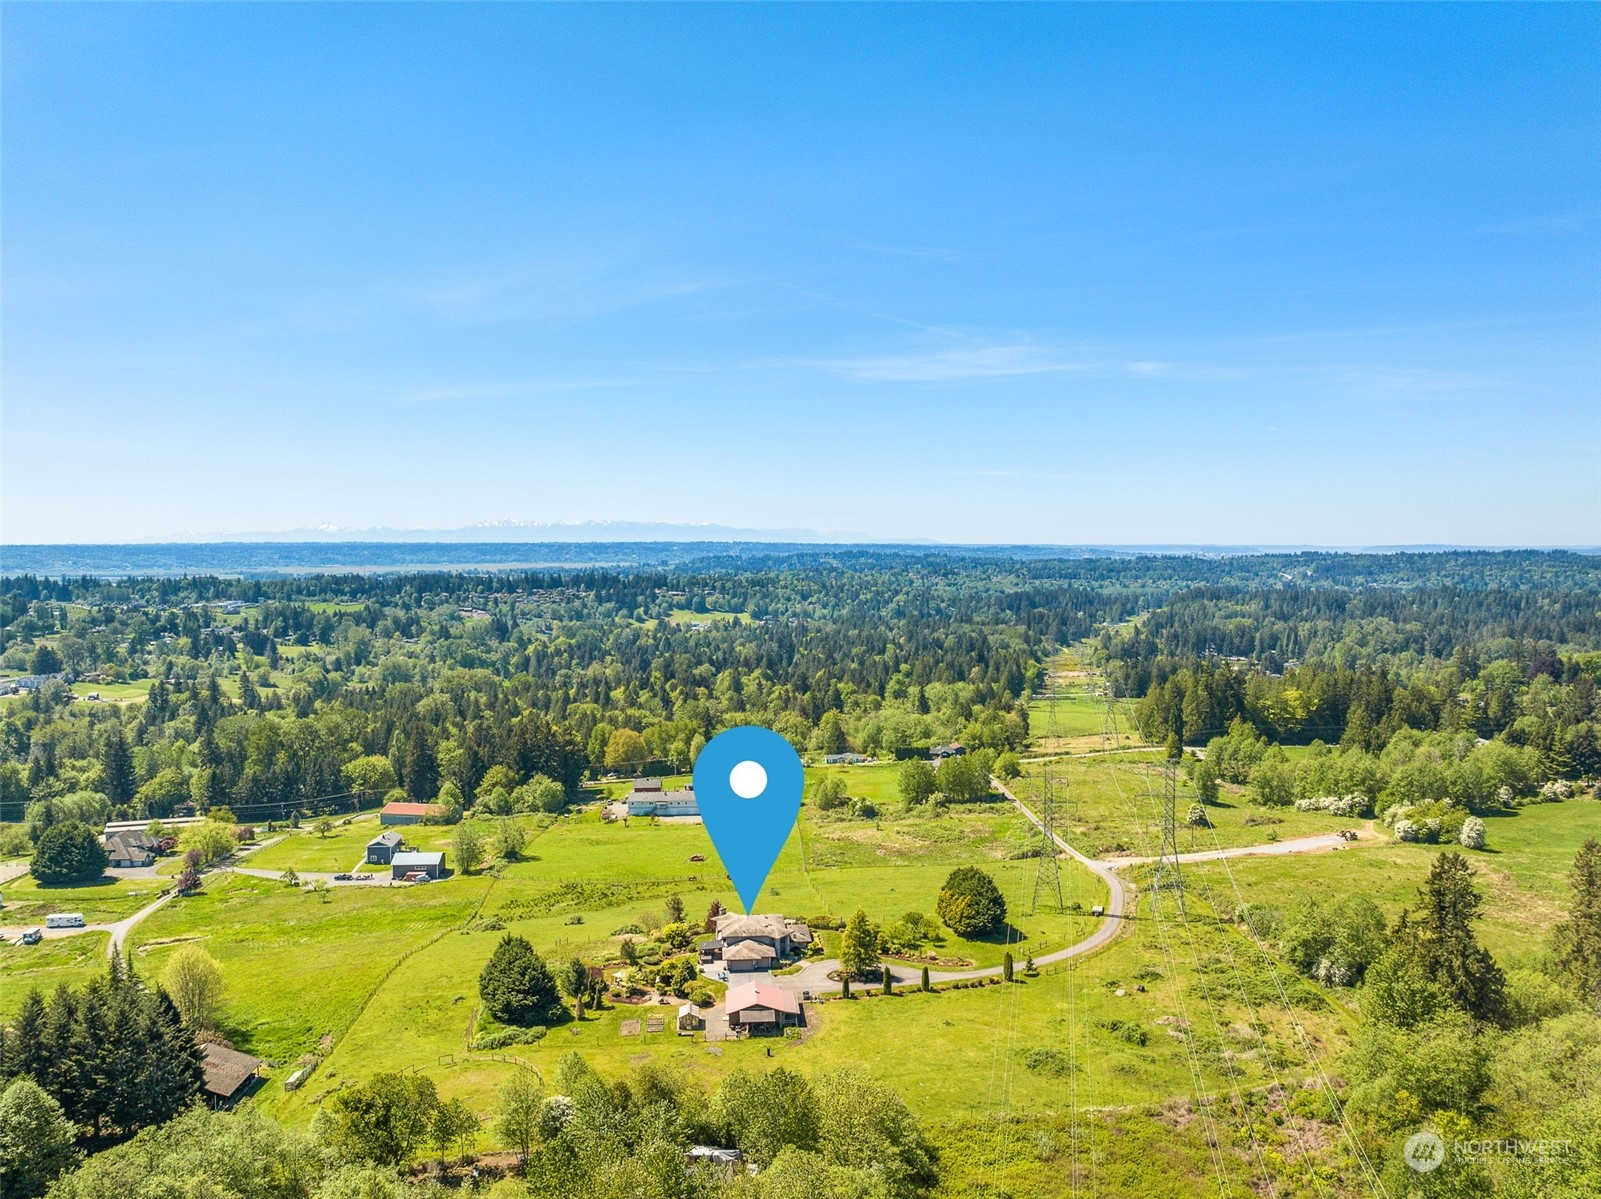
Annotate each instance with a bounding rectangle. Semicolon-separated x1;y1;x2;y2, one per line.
70;679;154;704
246;819;390;874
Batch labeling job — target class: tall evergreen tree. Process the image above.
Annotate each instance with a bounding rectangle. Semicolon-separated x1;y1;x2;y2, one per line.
99;728;135;807
1554;837;1601;1009
403;725;438;801
1409;852;1507;1025
2;967;201;1147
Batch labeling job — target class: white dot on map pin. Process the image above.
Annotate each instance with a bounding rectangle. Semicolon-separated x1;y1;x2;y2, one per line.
729;760;767;799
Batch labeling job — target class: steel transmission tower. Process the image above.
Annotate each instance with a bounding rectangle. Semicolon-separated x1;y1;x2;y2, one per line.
1032;765;1066;912
1152;757;1185;917
1031;677;1065;913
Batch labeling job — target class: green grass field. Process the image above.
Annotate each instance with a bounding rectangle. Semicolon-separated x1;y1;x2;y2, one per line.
1193;799;1601;962
1011;754;1363;858
70;679;155;703
0;932;111;1015
0;872;163;923
29;739;1589;1187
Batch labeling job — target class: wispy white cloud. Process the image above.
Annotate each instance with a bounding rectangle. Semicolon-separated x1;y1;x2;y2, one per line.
399;376;652;404
801;342;1088;382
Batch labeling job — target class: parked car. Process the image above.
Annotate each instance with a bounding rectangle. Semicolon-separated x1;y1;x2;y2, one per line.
333;873;352;881
354;872;373;880
21;928;43;945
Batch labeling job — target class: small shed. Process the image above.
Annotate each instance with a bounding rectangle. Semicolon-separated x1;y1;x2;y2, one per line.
379;801;443;826
366;830;404;864
390;851;445;880
200;1043;263;1109
677;1003;703;1034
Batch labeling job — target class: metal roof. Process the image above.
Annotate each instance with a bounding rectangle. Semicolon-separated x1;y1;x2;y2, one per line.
724;980;801;1015
390;851;444;866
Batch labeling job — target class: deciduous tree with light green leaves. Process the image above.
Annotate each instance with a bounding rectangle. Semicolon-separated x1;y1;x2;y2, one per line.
430;1097;479;1166
494;1072;544;1162
324;1072;439;1166
898;759;937;805
839;907;880;980
160;943;226;1030
603;728;647;774
179;820;236;866
0;1077;79;1198
343;754;397;795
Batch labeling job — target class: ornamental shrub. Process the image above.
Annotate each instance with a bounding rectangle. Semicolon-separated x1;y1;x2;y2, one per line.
936;866;1006;937
479;935;559;1027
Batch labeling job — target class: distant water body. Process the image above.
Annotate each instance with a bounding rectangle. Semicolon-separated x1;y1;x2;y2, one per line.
1;542;1593;579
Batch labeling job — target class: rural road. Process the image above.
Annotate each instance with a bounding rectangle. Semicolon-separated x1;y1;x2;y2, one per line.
0;891;177;956
103;892;178;957
1109;830;1362;866
749;778;1356;996
1;833;290;952
751;778;1134;995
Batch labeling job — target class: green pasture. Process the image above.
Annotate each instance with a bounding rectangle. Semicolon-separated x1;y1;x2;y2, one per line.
129;872;490;1064
70;679;154;703
0;932;110;1015
1200;799;1601;963
0;872;163;923
807;761;904;806
265;854;1345;1140
1013;755;1360;857
799;888;1350;1120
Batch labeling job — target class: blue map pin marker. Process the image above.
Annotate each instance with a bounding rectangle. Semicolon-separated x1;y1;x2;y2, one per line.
693;726;804;913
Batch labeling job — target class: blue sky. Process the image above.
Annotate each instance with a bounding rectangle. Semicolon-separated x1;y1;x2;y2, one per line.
3;4;1597;545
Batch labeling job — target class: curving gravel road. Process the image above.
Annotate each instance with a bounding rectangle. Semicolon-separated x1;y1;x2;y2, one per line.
744;778;1358;996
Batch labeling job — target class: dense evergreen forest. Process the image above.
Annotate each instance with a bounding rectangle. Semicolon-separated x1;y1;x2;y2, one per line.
2;551;1598;832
